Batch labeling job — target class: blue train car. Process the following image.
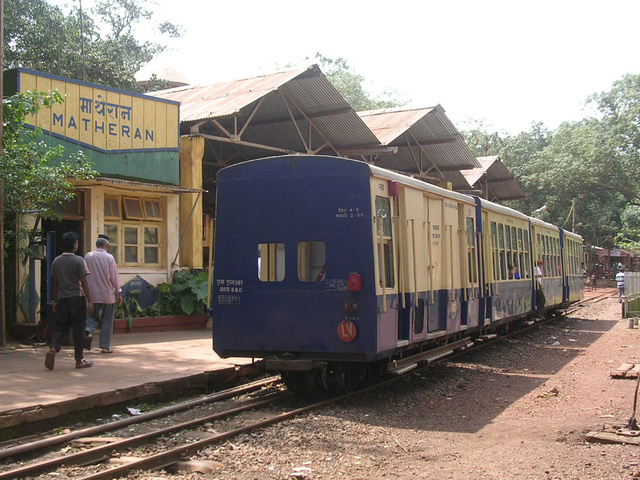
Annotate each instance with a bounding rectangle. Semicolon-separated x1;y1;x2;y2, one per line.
213;156;382;365
212;155;584;390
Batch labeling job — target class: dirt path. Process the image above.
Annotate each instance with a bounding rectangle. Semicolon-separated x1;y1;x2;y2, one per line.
160;294;640;480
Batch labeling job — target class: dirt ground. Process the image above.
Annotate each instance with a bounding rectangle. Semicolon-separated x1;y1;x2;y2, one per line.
145;293;640;480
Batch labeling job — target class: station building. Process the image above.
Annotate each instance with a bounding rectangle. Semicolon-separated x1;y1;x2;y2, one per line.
4;68;204;324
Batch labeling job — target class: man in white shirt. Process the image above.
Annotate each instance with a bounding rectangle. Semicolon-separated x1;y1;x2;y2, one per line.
616;264;625;304
84;234;123;353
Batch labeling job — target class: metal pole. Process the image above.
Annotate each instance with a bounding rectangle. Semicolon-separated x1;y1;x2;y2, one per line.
0;0;6;347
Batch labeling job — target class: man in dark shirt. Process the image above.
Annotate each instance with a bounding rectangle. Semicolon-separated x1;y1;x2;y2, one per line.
45;231;94;370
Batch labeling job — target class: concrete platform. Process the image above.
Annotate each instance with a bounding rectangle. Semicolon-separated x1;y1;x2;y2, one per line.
0;328;258;434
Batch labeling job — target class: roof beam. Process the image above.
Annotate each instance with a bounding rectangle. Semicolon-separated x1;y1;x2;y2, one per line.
340;146;398;155
235;107;354;128
195;133;297;154
393;136;459;148
278;88;341;155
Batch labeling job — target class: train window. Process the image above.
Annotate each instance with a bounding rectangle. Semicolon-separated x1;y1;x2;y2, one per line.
505;226;512;274
375;196;392;237
375;197;395;289
258;243;285;282
378;243;395;288
498;224;506;280
298;242;326;282
466;217;477;283
491;222;498;281
523;231;530;278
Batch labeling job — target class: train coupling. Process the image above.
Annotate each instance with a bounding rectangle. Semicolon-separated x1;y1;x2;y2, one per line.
265;358;327;372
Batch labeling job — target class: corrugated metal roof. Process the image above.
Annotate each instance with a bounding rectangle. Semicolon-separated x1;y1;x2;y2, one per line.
150;65;380;153
358;106;481;177
460;156;527;202
149;68;305;122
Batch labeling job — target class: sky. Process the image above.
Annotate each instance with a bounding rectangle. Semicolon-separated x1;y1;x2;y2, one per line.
52;0;640;134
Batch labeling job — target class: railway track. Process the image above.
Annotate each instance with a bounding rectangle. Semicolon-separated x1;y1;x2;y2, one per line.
0;373;400;480
0;376;284;479
0;296;607;479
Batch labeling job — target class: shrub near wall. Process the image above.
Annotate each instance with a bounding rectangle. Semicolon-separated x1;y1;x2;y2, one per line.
116;271;209;331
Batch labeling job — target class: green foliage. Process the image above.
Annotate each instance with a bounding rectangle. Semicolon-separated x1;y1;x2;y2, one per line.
4;0;182;91
117;288;144;330
461;117;628;248
1;90;98;219
116;271;209;328
161;270;209;316
313;53;408;111
587;74;640;203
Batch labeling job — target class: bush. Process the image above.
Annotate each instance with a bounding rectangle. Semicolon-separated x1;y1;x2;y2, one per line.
116;270;209;329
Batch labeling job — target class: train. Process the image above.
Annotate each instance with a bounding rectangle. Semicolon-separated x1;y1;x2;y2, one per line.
212;155;584;392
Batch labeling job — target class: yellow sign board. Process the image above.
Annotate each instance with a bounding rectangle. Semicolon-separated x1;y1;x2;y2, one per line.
18;70;180;153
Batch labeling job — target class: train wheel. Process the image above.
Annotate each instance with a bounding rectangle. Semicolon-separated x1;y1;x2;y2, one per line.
282;371;316;395
331;365;350;394
331;364;366;394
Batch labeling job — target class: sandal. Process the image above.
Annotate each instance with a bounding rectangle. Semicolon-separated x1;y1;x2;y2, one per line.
75;359;93;368
101;348;114;354
45;348;56;370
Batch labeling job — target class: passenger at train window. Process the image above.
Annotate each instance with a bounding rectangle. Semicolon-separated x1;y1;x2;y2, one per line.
513;262;521;279
535;259;545;317
508;264;514;279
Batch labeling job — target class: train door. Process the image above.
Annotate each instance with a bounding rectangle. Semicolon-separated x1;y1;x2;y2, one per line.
483;211;497;324
427;197;445;333
559;230;568;302
397;187;429;344
374;189;400;350
461;206;480;329
442;199;462;333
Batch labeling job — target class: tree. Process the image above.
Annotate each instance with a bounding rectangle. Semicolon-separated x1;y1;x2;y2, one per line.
459;120;507;157
3;0;181;90
460;119;626;247
587;73;640;204
1;90;98;220
1;90;99;343
313;53;408;111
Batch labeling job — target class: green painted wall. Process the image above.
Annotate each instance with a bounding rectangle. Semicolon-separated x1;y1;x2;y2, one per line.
40;134;180;185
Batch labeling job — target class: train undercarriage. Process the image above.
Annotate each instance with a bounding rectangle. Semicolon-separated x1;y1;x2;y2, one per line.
268;307;568;394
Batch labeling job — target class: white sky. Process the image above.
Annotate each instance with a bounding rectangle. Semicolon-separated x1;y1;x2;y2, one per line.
52;0;640;134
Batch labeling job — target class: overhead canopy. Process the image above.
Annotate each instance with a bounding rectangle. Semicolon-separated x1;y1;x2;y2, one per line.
357;106;481;190
150;64;382;194
460;155;527;202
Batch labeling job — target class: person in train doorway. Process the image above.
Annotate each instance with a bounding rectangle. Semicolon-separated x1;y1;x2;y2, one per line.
513;262;521;279
616;263;625;304
84;234;123;354
45;231;94;370
535;259;545;318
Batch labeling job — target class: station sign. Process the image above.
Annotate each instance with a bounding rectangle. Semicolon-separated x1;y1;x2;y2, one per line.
9;68;180;154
